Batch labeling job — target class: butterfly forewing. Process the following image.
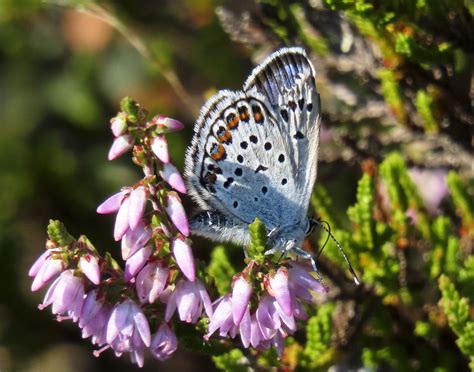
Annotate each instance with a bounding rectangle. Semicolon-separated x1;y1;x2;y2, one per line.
244;47;321;223
185;47;321;245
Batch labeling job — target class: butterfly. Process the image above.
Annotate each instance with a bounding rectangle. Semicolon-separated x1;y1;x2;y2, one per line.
184;46;324;262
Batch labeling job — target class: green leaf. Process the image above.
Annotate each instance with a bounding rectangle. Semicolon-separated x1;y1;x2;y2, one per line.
212;349;249;372
438;275;469;336
415;89;439;133
207;246;236;296
47;219;75;246
247;218;267;261
300;303;336;369
447;171;474;233
347;173;376;250
120;96;140;123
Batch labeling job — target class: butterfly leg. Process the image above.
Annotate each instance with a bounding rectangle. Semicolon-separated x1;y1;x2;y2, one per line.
291;246;325;283
267;226;281;239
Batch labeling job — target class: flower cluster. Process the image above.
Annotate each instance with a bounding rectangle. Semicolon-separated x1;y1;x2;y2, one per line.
29;98;327;367
205;260;326;354
29;98;211;367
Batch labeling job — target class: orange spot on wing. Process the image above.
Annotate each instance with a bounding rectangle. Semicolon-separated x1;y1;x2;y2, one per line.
226;113;239;130
254;111;264;123
239;106;250;122
218;129;232;143
210;143;226;161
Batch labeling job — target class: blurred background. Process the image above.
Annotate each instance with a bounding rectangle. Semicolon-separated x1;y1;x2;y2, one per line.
0;0;472;371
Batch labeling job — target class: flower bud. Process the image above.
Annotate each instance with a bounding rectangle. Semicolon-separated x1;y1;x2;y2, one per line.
165;192;189;236
171;238;195;281
108;134;134;160
128;186;147;231
110;113;127;137
121;220;152;260
269;268;293;316
124;246;152;282
232;276;252;326
30;251;65;292
161;163;187;193
96;191;126;214
79;254;100;285
114;197;130;241
151;135;170;163
150;115;184;132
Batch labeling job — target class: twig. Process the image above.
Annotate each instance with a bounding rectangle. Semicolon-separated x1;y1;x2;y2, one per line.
44;1;200;117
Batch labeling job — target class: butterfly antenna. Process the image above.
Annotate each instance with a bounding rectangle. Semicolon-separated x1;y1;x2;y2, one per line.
313;218;361;286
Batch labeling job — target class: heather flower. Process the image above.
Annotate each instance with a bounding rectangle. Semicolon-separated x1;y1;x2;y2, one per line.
151;135;170;163
268;267;293;316
232;276;252;325
161;163;187;193
79;254;100;285
409;168;448;214
165;279;213;323
29;249;65;291
105;300;151;368
250;313;264;348
204;295;234;340
110;114;127;137
150;115;184;132
136;261;169;304
106;299;151;352
288;261;326;302
79;290;111;346
239;308;251;348
165;192;189;236
96;191;127;214
171;237;195;281
124;246;152;282
121;220;152;260
128;186;147;231
108;134;134;160
39;270;85;322
114;196;131;241
205;260;326;351
97;186;148;242
150;323;178;361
